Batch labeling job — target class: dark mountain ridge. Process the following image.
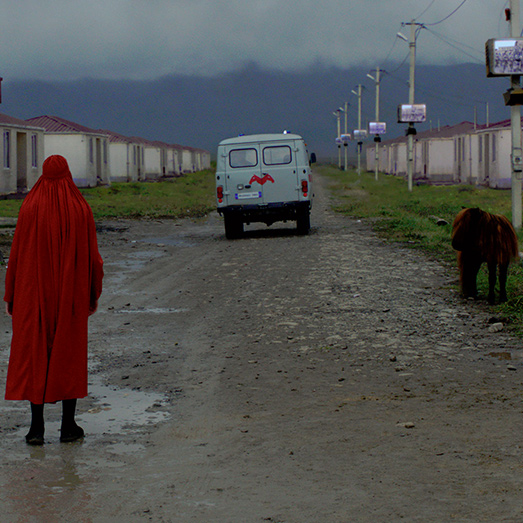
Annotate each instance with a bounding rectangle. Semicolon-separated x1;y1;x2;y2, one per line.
0;63;512;160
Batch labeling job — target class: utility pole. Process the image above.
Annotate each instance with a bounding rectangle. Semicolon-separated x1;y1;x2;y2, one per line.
351;85;363;175
367;68;383;181
406;20;417;192
333;108;342;169
510;0;522;229
343;101;349;171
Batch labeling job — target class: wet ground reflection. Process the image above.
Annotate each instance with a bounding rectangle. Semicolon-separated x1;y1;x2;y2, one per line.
0;376;171;520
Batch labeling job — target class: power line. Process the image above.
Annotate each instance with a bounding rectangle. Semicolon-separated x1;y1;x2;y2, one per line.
424;27;484;63
415;0;436;20
425;0;469;26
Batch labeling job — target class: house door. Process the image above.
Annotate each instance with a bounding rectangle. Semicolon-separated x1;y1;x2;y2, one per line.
16;132;27;192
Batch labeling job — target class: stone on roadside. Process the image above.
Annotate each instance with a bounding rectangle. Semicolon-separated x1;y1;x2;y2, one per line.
488;322;504;333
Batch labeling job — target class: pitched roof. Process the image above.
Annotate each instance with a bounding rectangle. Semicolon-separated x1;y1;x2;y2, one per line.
376;121;480;146
0;112;44;131
26;115;107;136
99;129;139;144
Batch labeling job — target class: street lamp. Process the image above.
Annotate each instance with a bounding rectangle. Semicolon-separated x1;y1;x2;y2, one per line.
332;108;343;169
351;85;363;175
398;21;423;191
367;69;383;181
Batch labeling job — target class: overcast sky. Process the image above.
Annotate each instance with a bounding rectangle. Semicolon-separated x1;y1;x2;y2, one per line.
0;0;514;81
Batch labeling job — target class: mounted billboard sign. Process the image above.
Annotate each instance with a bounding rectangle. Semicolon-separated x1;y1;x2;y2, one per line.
397;104;426;123
353;130;367;140
486;38;523;76
369;122;386;134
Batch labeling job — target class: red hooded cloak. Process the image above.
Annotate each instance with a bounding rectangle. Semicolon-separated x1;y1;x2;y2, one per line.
4;155;103;404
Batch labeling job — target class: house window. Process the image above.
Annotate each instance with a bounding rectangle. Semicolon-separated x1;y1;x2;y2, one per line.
103;140;107;164
3;131;10;168
492;134;496;162
89;138;94;163
461;137;465;161
133;145;137;165
454;139;457;162
478;136;483;162
31;134;38;167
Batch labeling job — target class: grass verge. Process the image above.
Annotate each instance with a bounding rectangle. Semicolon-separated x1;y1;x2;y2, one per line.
319;164;523;332
0;170;217;221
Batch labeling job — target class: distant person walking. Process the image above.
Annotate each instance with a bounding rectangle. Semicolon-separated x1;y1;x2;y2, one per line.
4;155;103;445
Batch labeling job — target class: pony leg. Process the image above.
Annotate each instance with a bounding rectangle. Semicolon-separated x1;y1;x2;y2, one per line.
499;263;509;303
462;257;481;298
487;262;497;304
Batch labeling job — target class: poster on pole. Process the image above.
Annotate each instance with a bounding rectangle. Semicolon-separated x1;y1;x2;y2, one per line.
397;104;426;123
369;122;386;134
486;38;523;76
353;130;367;141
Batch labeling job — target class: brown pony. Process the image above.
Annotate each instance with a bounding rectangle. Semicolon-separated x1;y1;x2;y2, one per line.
451;207;519;304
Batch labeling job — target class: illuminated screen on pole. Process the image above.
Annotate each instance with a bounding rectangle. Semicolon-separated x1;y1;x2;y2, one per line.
353;130;367;140
340;134;351;143
397;104;426;123
369;122;386;134
486;38;523;76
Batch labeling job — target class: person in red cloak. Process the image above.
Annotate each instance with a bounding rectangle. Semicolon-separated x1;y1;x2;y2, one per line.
4;155;103;445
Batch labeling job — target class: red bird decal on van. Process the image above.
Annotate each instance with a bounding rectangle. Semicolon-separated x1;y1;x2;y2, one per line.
250;174;275;185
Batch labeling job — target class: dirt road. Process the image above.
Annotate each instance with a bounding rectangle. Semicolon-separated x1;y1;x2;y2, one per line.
1;174;522;522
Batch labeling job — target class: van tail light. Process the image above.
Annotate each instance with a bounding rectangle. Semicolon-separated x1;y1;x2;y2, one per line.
217;185;224;203
301;180;308;197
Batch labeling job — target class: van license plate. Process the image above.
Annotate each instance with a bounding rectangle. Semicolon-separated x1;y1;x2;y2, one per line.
235;192;262;200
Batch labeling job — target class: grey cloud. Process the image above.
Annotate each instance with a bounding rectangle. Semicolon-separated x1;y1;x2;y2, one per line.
0;0;510;80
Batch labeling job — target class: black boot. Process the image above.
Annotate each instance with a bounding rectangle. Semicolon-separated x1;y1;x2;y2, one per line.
60;399;84;443
26;403;45;445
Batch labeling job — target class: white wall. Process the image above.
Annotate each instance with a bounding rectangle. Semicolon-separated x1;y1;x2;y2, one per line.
43;133;110;187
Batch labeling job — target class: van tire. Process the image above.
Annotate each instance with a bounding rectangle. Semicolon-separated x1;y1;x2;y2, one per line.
224;213;244;239
296;209;310;235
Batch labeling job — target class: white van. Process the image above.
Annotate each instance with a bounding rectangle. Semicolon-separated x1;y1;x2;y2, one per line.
216;133;315;239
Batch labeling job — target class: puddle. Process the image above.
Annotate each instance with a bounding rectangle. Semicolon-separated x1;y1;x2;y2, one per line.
4;374;170;449
81;374;170;435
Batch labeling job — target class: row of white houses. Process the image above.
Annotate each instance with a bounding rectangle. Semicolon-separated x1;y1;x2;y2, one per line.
365;119;517;189
0;112;211;193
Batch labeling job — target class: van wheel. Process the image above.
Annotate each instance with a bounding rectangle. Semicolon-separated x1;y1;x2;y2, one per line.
224;214;244;239
296;209;310;235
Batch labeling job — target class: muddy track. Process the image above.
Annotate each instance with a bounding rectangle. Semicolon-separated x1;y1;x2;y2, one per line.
0;173;522;522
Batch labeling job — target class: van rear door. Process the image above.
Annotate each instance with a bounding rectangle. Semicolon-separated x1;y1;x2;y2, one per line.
225;144;263;206
257;140;299;204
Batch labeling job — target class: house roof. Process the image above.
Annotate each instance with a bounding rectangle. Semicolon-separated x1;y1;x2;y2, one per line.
0;112;44;131
373;121;480;147
99;129;140;144
26;115;107;136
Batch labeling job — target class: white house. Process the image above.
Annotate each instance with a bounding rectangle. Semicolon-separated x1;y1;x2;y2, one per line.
101;129;145;183
26;115;110;187
473;120;512;189
129;136;164;180
0;113;45;194
367;122;478;185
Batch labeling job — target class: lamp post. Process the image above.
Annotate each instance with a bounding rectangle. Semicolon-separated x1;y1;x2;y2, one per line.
398;21;422;191
351;85;363;175
367;69;383;181
333;108;342;169
509;0;522;229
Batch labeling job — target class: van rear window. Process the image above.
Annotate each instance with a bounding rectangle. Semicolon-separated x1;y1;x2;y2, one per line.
230;148;258;168
263;146;292;165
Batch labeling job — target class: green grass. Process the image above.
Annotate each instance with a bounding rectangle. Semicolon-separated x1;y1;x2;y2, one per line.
0;170;217;220
80;170;216;220
319;164;523;330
